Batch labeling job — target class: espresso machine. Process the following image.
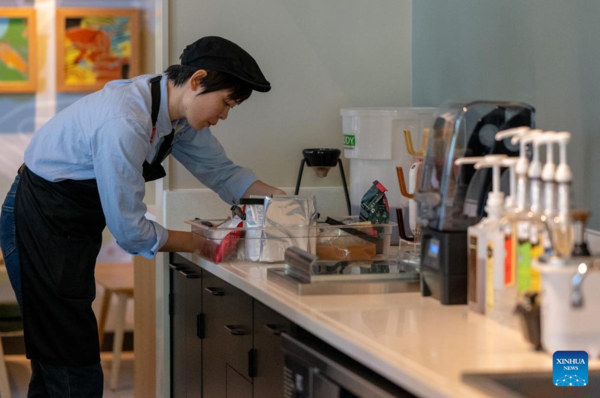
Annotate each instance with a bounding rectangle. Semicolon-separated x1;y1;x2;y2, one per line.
415;101;535;304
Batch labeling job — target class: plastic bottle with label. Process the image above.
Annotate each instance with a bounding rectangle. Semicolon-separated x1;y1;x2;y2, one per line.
456;155;507;314
495;128;540;289
546;132;574;257
496;129;544;299
474;156;509;315
533;133;561;256
502;157;519;282
518;132;548;295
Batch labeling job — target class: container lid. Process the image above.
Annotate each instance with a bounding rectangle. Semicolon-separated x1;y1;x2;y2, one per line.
340;107;436;117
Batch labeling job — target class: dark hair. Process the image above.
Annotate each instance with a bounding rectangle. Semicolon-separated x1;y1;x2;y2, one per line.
164;65;252;103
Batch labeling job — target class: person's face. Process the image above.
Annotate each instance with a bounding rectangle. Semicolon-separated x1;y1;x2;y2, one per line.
182;70;238;130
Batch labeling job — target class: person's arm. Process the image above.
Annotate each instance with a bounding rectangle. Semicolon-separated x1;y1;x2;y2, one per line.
242;180;286;197
159;230;195;253
91;117;169;258
171;127;260;204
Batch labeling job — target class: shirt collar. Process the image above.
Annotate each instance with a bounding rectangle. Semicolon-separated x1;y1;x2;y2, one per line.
156;73;174;138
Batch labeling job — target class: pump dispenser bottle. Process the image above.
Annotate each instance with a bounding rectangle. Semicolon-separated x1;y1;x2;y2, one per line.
547;132;573;257
535;134;559;220
456;156;487;313
500;157;518;288
495;129;543;296
533;132;565;256
516;132;547;295
473;156;509;315
494;127;535;288
456;155;507;314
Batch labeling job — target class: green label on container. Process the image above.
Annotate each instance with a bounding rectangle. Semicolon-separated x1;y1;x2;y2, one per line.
517;241;532;293
343;134;356;148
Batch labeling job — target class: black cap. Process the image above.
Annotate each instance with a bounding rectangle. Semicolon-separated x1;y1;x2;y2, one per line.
181;36;271;92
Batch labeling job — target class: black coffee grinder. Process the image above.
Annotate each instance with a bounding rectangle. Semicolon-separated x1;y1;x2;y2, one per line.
295;148;351;215
414;101;535;305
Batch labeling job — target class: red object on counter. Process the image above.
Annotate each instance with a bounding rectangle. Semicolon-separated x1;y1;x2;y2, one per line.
199;208;245;263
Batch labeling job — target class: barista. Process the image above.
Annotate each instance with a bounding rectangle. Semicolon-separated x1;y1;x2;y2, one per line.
0;36;283;397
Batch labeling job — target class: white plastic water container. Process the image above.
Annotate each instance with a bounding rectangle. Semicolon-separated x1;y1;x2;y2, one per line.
535;257;600;358
341;107;435;244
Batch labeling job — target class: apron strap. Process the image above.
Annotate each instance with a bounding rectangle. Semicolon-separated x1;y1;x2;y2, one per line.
143;76;175;182
149;75;161;143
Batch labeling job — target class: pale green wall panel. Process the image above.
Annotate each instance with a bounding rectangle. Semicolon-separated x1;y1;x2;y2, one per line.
413;0;600;230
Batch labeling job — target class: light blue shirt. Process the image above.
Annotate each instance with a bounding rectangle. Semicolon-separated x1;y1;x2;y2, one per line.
25;73;258;258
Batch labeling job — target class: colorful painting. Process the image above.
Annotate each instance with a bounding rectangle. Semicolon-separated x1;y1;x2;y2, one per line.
56;8;139;92
0;8;37;93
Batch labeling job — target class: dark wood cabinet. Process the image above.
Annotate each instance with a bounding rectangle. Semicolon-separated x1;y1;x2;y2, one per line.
169;256;202;398
170;254;415;398
170;255;291;398
170;266;187;398
201;271;229;398
253;300;291;398
171;256;288;398
182;269;202;398
222;282;253;380
226;365;253;398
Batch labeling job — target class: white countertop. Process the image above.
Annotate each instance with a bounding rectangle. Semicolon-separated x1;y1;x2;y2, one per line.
176;252;597;398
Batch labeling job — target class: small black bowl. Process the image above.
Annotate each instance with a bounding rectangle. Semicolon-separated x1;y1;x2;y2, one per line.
302;148;341;167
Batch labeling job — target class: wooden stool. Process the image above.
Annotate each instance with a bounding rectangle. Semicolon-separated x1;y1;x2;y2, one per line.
95;262;134;390
0;303;23;398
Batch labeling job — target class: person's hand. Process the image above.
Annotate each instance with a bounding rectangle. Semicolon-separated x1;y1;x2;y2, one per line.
270;187;286;196
243;180;286;198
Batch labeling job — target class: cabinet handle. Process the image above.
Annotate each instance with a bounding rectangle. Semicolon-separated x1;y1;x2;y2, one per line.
248;349;256;379
196;313;205;339
264;324;283;336
204;287;224;296
169;264;185;271
179;269;201;279
224;325;246;336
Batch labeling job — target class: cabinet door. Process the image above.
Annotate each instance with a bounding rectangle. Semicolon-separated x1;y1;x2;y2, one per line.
170;267;187;398
202;272;229;398
182;270;203;398
222;283;253;380
226;365;253;398
253;300;292;398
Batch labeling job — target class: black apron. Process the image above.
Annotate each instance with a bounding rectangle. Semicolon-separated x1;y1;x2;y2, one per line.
15;75;173;366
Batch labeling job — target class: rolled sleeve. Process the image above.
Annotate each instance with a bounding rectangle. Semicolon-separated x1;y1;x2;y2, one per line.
91;117;166;258
171;127;258;204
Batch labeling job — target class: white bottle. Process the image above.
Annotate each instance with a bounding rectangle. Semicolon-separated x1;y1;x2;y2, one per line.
474;156;509;315
534;133;561;256
508;130;544;296
456;155;507;314
515;132;547;295
548;132;574;257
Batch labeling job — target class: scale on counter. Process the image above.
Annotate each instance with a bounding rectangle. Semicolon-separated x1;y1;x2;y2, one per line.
267;247;420;296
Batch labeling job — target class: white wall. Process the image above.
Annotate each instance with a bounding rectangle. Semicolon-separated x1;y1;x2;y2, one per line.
167;0;413;191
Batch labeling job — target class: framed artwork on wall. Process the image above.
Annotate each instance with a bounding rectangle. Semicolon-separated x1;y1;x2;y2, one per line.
0;8;37;93
56;8;139;92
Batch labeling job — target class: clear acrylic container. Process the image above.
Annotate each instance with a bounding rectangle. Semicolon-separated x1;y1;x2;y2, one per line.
186;216;395;264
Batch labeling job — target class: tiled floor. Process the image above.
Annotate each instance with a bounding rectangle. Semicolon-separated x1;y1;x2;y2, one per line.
3;352;134;398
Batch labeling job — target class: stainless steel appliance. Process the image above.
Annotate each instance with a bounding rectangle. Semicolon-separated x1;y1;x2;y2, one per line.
267;247;420;296
282;333;416;397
